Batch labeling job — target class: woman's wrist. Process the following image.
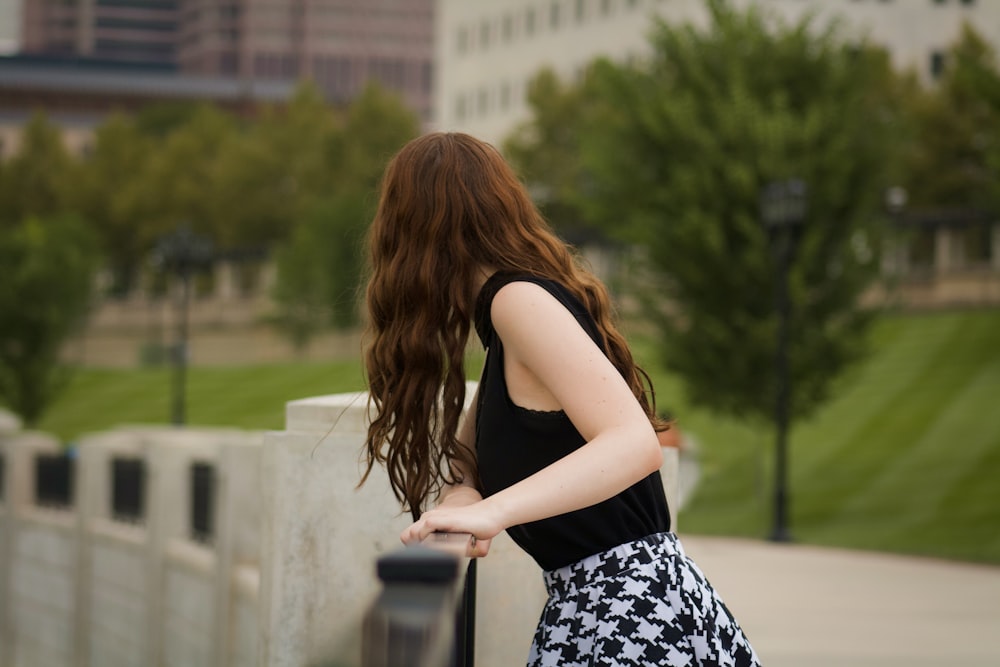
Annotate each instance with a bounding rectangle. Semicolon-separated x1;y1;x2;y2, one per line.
439;484;482;508
477;493;510;533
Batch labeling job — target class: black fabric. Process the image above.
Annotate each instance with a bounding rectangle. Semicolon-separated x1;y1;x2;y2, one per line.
473;271;671;571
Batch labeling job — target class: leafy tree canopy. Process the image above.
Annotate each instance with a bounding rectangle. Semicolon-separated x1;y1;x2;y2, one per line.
504;67;613;244
904;23;1000;213
0;216;99;425
269;81;420;344
509;0;906;424
0;112;79;227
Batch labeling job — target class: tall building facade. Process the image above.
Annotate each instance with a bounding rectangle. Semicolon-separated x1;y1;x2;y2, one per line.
0;0;24;54
435;0;998;145
17;0;433;118
177;0;433;117
21;0;180;66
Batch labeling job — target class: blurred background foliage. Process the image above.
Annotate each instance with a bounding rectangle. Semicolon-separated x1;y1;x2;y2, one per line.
1;1;999;560
505;1;1000;428
0;80;418;423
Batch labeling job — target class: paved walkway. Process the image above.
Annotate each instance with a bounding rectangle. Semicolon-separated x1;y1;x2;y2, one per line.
680;535;1000;666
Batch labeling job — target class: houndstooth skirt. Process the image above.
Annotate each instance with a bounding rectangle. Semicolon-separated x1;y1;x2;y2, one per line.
527;532;761;667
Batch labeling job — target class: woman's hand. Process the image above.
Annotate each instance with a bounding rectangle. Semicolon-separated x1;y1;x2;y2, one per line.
401;497;502;558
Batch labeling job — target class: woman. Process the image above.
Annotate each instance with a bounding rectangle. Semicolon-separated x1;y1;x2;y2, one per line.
362;132;759;666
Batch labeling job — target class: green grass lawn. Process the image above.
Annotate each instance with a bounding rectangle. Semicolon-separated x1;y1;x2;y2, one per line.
641;309;1000;565
24;309;1000;564
36;359;368;439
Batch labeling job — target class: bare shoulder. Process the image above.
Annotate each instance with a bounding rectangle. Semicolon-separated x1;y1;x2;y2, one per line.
489;280;594;354
489;281;574;330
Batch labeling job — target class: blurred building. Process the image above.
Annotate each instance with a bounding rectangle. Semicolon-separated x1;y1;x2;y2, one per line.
0;57;295;156
0;0;23;54
435;0;998;145
16;0;434;119
434;0;1000;309
22;0;180;66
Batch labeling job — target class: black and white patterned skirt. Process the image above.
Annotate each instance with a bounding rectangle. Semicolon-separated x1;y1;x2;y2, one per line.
528;532;761;666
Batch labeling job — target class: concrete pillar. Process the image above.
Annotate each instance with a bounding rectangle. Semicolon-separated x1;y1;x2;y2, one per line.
934;226;952;274
992;223;1000;271
0;415;19;667
215;433;264;667
147;429;222;667
257;391;411;667
214;261;238;301
75;428;156;667
2;432;80;667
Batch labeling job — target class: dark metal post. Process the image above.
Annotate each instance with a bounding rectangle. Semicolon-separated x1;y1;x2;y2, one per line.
153;225;212;427
454;559;476;667
171;264;191;425
761;180;807;544
362;532;475;667
771;229;793;543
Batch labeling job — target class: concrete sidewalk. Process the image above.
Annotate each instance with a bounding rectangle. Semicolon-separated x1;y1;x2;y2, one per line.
680;535;1000;666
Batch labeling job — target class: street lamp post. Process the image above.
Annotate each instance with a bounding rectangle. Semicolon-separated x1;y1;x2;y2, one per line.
153;226;213;426
760;179;808;543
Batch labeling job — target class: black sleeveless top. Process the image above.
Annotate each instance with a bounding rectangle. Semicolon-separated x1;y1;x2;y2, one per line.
473;271;671;571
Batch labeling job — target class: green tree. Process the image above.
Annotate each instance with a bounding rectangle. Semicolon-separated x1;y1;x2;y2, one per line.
214;82;339;249
270;194;368;350
0;112;79;227
503;67;611;243
579;0;902;422
270;81;419;348
331;81;421;191
76;114;153;295
136;104;239;245
904;24;1000;213
0;216;99;426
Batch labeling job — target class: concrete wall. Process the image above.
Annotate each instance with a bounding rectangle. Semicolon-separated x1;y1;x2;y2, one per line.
257;384;679;667
0;424;263;667
0;392;679;667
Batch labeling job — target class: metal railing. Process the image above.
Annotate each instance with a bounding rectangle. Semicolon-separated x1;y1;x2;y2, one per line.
362;532;477;667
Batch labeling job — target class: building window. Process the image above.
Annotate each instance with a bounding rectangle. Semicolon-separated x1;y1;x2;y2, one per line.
95;17;177;31
457;26;468;54
961;223;993;265
930;50;946;79
502;14;513;42
422;60;432;94
219;52;237;75
0;452;5;502
525;7;536;36
576;0;586;22
500;81;511;110
96;0;177;8
477;87;490;116
456;95;468;121
550;1;561;29
480;20;491;49
601;0;613;15
908;228;936;271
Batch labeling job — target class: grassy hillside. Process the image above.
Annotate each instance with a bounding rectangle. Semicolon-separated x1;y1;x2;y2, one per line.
23;309;1000;564
35;359;367;439
650;309;1000;564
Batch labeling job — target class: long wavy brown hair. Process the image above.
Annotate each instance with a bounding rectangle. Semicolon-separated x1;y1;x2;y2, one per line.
361;132;664;519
